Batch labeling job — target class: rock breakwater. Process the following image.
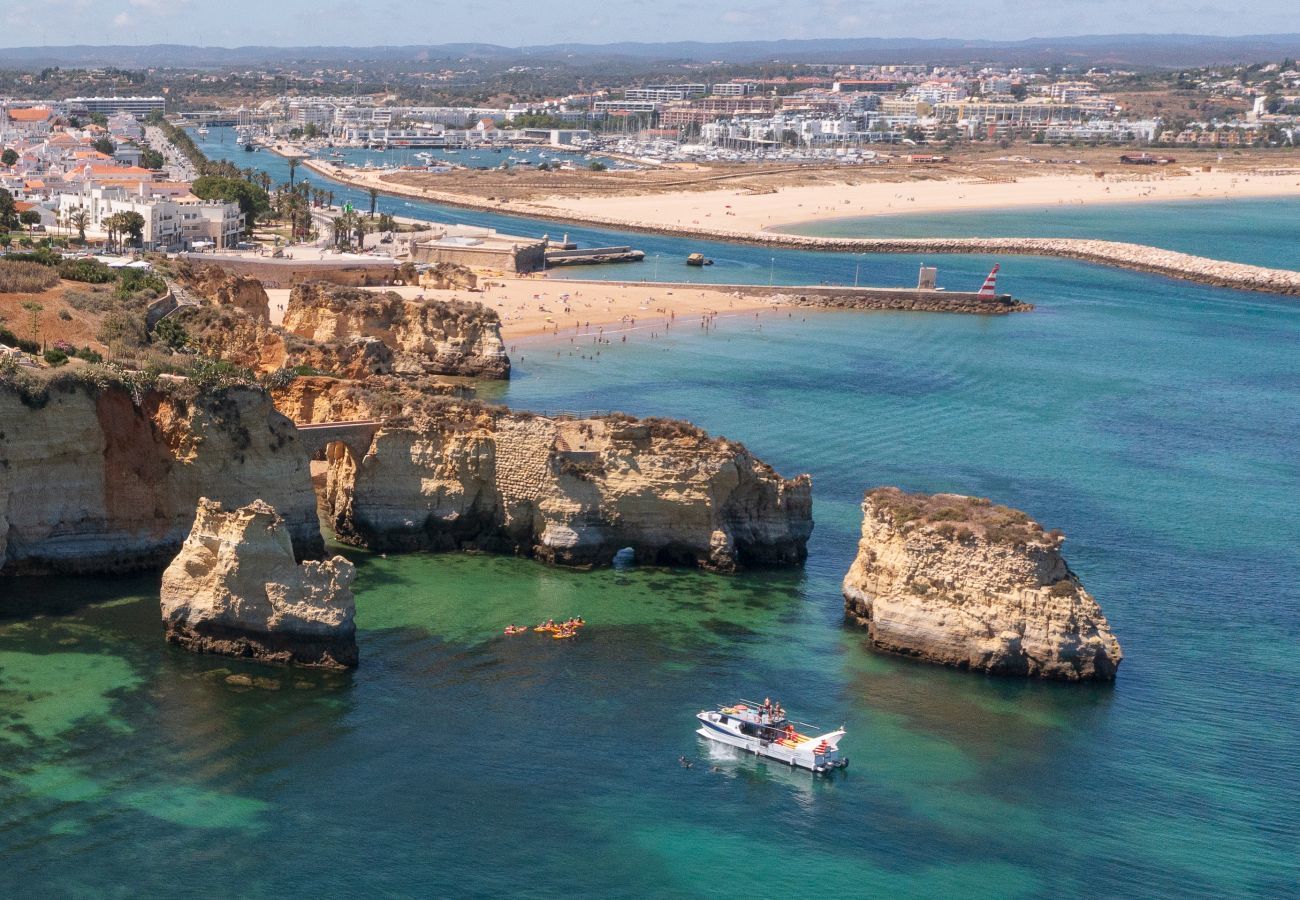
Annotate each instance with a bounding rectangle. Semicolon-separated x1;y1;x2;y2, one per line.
842;487;1122;681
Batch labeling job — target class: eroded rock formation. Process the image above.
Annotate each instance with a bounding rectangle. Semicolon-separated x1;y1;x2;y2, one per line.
185;266;271;321
842;487;1122;681
283;283;509;379
323;400;812;572
161;498;356;667
0;377;322;574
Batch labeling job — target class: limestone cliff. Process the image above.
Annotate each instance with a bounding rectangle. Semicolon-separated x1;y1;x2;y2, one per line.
0;375;322;574
842;488;1122;681
161;498;356;667
324;401;812;572
269;374;467;424
282;283;509;379
183;265;270;321
178;305;396;380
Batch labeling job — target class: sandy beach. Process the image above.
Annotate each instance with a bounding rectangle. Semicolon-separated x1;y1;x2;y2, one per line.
311;154;1300;242
528;168;1300;234
266;276;780;342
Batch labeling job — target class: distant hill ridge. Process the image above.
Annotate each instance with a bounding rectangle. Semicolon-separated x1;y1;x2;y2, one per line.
2;34;1299;69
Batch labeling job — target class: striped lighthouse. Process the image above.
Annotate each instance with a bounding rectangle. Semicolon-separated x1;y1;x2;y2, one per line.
977;264;998;299
977;264;1000;299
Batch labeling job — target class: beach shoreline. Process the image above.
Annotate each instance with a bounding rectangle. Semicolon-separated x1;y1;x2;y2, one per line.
294;157;1300;295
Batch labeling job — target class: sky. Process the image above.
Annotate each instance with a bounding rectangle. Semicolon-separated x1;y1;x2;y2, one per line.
2;0;1298;48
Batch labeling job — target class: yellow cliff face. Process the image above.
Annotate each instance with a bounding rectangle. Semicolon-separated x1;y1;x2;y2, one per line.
160;497;356;668
322;405;813;572
842;487;1122;681
187;267;271;322
0;379;322;575
282;283;510;379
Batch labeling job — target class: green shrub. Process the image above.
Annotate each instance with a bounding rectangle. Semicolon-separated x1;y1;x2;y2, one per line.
58;258;115;284
97;310;149;350
75;346;104;363
1048;580;1078;598
4;246;60;267
43;348;68;367
115;268;167;300
151;317;189;351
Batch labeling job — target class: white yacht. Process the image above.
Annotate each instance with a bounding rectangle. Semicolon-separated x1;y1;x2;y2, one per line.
696;700;848;774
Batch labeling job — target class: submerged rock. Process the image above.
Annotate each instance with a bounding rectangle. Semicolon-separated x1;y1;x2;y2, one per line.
324;402;812;572
161;498;357;668
842;487;1121;681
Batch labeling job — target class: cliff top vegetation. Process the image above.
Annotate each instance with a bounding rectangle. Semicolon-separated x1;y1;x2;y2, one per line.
867;486;1062;547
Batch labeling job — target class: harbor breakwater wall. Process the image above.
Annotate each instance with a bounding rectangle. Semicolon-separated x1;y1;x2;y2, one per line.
304;163;1300;297
535;221;1300;297
547;279;1031;314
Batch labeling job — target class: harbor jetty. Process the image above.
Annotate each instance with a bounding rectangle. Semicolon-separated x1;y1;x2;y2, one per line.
299;159;1300;297
545;279;1030;314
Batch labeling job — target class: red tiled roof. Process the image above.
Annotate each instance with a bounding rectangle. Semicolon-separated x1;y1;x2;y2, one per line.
8;107;52;122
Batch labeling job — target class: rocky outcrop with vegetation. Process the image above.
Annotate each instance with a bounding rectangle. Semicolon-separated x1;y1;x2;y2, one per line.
323;399;812;572
161;497;356;668
842;487;1122;680
0;371;322;574
282;283;509;379
182;265;270;321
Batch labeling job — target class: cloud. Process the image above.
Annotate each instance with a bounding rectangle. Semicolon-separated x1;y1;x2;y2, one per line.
113;11;131;27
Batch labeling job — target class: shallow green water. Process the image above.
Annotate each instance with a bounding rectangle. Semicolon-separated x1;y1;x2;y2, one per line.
2;136;1298;896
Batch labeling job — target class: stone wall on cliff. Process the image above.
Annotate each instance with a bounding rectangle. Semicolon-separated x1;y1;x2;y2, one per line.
841;487;1122;681
0;377;322;574
324;404;812;572
161;498;356;668
283;283;510;379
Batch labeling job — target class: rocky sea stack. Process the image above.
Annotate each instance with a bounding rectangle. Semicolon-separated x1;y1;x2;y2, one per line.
842;487;1122;681
161;498;357;668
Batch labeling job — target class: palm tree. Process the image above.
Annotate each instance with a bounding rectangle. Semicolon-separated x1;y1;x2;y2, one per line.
103;212;120;252
69;206;89;243
332;210;359;250
288;156;299;188
257;171;272;192
118;211;146;249
367;186;379;218
352;215;370;251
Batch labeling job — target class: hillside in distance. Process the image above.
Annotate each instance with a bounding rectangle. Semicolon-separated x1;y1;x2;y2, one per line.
2;34;1299;70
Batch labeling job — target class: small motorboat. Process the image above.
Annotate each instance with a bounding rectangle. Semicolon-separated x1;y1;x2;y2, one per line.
696;700;847;774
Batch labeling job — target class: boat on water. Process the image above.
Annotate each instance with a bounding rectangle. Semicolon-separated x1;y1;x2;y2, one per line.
196;127;209;136
696;701;847;774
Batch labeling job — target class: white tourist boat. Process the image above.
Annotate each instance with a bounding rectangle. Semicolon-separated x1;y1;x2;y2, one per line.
696;700;848;774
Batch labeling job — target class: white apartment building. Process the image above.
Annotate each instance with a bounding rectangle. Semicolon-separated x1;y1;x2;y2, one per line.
66;96;166;117
625;84;708;102
57;186;243;250
711;82;757;97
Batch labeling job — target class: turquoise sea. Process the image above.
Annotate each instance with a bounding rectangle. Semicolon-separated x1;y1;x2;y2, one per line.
1;132;1297;897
